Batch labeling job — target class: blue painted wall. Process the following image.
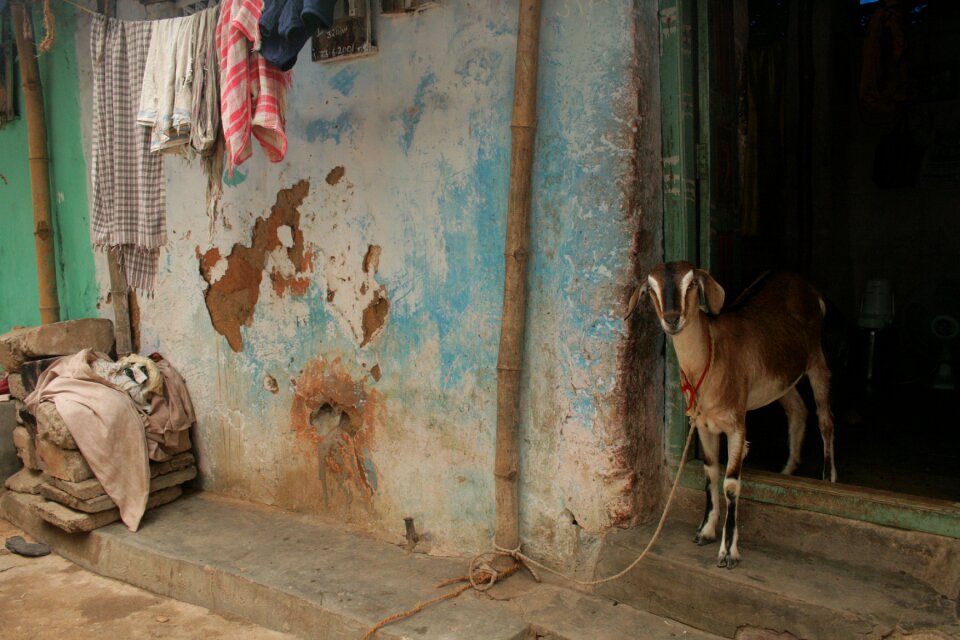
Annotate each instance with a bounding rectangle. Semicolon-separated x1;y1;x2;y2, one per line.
73;0;661;566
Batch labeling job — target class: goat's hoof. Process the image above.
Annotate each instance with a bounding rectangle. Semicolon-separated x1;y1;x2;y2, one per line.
717;552;738;569
693;532;714;546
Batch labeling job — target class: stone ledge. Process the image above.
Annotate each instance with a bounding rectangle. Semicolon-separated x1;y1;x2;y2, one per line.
29;485;183;533
4;468;44;494
0;491;719;640
12;425;39;470
0;319;114;372
39;466;197;513
35;402;78;450
46;452;196;501
36;438;93;482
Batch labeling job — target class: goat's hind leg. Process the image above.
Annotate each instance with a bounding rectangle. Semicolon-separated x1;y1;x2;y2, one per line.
694;425;721;545
718;428;747;569
808;352;837;482
779;386;808;475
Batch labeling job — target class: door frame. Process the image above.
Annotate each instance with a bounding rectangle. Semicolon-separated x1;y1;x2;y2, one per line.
657;0;960;539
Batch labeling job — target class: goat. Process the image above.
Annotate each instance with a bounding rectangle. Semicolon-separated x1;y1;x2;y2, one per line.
626;261;836;569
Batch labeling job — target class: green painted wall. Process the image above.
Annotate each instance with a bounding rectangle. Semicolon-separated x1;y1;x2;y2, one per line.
0;4;98;340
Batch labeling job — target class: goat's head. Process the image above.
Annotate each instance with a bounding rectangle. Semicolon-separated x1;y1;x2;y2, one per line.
625;262;725;335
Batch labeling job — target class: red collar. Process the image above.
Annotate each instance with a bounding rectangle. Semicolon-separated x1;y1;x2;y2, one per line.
679;334;712;414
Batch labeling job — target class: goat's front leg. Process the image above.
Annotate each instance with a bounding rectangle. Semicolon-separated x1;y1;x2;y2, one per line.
694;425;721;545
718;428;747;569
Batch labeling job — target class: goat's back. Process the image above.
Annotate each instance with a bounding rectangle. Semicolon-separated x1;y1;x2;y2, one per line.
714;271;825;376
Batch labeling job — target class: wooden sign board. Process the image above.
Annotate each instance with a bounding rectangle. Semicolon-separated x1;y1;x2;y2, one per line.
312;0;377;63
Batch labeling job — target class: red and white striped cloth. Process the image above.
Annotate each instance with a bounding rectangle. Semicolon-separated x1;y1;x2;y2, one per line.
215;0;291;174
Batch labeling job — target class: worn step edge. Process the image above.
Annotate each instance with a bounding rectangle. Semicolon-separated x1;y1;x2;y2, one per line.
596;523;960;639
1;490;530;640
503;582;723;640
671;484;960;599
597;541;870;639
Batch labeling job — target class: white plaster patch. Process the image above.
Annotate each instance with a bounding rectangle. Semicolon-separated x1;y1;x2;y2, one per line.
322;245;388;347
206;254;229;284
276;224;294;248
266;246;298;280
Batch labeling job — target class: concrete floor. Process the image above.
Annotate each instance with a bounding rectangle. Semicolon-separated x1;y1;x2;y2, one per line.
0;518;297;640
1;490;722;640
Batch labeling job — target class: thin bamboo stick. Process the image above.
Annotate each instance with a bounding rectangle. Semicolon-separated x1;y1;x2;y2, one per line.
11;1;60;325
494;0;542;556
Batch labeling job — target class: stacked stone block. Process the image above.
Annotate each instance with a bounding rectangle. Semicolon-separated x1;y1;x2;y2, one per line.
2;319;196;532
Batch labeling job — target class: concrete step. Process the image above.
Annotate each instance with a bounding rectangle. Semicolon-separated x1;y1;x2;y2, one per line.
667;482;960;600
1;490;719;640
595;512;960;639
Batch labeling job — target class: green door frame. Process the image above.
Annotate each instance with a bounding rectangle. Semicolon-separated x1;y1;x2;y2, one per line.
657;0;960;539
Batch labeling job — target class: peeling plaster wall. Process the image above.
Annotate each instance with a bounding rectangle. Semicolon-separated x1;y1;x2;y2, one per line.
76;0;663;566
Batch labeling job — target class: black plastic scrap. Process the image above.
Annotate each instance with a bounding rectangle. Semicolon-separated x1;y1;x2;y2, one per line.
5;535;51;558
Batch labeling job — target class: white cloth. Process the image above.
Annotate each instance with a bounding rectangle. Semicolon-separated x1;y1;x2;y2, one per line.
138;15;196;153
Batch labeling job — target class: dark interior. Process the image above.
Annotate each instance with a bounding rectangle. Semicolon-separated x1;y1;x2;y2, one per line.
704;0;960;501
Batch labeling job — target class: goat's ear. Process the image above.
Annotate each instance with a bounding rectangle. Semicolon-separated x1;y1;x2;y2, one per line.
696;269;725;315
624;282;648;321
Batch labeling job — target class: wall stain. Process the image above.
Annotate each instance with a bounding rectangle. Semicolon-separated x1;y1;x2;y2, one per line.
223;167;247;186
362;291;389;346
290;357;381;511
329;68;359;96
360;245;389;346
199;180;313;352
326;166;345;186
398;73;437;154
306;113;352;144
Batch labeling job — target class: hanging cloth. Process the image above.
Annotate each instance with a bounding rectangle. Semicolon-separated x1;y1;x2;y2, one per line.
90;15;165;293
216;0;291;175
138;15;196;153
258;0;337;71
137;7;221;156
190;6;221;155
860;1;909;115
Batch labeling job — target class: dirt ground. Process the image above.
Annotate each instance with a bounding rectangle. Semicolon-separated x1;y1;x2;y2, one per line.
0;518;297;640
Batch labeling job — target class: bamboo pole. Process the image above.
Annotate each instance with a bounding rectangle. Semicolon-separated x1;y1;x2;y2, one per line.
11;1;60;324
108;250;134;356
494;0;541;556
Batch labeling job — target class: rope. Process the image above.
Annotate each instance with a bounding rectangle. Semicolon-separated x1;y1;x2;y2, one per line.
680;328;713;413
361;333;711;637
58;0;103;17
359;418;698;638
492;420;697;587
38;0;55;53
360;562;522;640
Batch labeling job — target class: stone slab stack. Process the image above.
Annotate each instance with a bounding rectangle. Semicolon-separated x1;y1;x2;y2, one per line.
0;400;19;481
2;319;115;496
0;319;115;373
2;319;197;532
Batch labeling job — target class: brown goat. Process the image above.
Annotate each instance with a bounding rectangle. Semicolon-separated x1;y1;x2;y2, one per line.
627;261;836;568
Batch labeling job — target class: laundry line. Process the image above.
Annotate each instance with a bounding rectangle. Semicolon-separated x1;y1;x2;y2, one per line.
56;0;102;17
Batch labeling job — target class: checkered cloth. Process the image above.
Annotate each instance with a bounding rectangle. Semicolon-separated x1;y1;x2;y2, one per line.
216;0;290;175
90;15;165;293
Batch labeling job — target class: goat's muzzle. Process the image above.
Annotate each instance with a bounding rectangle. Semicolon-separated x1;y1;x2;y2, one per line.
661;312;684;335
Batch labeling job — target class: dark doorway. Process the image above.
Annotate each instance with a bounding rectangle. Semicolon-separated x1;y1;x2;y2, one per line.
703;0;960;501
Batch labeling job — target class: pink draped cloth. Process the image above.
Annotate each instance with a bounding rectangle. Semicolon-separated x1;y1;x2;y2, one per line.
25;350;151;531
